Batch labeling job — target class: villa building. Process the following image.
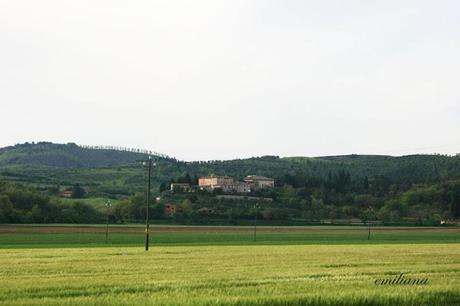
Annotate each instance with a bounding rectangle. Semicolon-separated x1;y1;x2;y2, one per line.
198;175;273;193
198;175;250;193
244;175;275;190
198;176;234;189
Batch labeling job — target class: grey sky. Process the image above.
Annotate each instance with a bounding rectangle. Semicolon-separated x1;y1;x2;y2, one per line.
1;0;459;161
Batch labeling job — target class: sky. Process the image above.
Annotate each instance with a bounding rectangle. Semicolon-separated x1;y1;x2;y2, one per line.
1;0;459;161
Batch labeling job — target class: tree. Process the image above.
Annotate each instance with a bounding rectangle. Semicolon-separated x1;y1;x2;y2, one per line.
361;206;377;225
72;184;86;199
447;182;460;219
159;182;168;193
311;196;325;221
0;195;13;223
72;202;103;223
179;199;192;214
377;205;400;224
151;203;165;219
113;200;132;223
30;204;44;223
130;193;147;221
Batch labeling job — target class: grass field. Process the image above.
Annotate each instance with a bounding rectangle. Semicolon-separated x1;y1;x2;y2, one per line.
0;225;459;248
0;225;459;305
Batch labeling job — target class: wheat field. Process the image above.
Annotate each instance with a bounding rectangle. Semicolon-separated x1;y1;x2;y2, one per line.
0;244;459;305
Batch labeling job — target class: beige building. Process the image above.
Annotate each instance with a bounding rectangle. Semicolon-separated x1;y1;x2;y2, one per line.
198;175;251;193
244;175;275;190
198;176;234;189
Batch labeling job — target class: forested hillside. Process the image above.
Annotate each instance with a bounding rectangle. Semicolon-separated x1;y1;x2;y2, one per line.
1;143;459;184
183;154;460;184
0;142;459;225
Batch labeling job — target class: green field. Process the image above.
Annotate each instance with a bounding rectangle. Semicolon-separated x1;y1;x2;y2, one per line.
0;225;459;248
0;226;459;305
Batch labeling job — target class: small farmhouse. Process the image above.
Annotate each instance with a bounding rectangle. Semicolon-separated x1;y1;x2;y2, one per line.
59;190;73;198
170;183;191;192
164;203;176;216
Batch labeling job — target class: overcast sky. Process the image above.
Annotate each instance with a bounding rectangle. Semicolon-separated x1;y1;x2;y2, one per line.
1;1;459;160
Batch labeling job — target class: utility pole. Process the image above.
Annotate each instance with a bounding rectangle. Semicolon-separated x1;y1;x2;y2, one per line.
137;156;156;251
105;200;112;244
253;203;259;242
145;156;152;251
367;205;373;240
367;222;371;240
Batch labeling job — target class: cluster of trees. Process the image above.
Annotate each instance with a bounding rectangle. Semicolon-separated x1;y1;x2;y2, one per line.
0;182;104;223
266;170;459;225
0;175;459;225
159;173;199;192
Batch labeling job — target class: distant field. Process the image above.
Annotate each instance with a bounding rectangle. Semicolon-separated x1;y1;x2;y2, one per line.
0;225;458;248
0;244;459;305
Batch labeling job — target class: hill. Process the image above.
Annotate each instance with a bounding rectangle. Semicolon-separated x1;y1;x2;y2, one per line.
184;154;460;184
0;142;459;225
0;142;171;168
1;143;459;190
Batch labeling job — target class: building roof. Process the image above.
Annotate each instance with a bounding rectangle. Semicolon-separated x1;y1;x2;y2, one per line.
199;175;233;179
244;175;274;181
